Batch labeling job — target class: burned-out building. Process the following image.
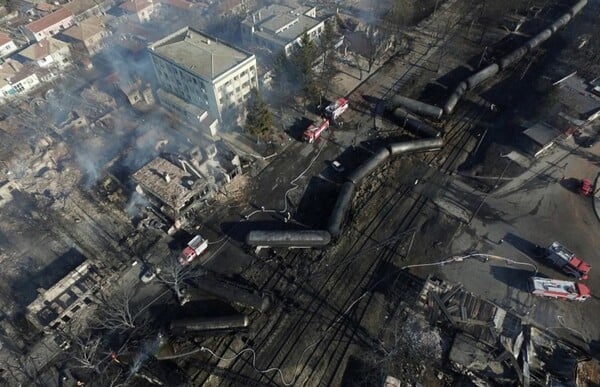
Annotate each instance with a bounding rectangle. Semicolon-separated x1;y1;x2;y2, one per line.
418;276;590;386
26;259;104;332
131;142;241;227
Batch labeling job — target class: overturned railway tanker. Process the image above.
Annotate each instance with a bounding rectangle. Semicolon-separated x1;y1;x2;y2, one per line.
443;0;588;114
170;314;250;336
243;0;589;250
246;230;332;248
246;138;443;247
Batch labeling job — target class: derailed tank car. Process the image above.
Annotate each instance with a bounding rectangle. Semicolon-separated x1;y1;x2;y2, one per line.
328;182;355;239
387;138;444;155
385;95;443;120
392;108;441;138
346;147;391;184
170;314;250;335
194;276;272;313
245;230;331;248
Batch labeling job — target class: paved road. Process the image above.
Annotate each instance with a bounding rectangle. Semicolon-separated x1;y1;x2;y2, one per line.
434;135;600;348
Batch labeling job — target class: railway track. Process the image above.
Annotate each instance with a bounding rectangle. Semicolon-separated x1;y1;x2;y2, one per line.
189;1;510;385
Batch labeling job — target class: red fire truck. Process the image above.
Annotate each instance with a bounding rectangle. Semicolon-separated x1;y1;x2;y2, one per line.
529;277;590;301
303;119;330;143
179;235;208;265
579;178;592;196
544;241;591;280
324;97;349;121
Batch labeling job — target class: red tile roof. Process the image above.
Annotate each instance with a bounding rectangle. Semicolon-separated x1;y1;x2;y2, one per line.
0;59;23;79
25;8;73;33
119;0;153;13
62;16;106;41
35;2;58;13
19;37;69;60
0;32;12;46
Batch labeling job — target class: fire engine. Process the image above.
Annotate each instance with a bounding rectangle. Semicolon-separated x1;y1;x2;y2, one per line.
579;178;592;196
544;241;591;280
179;235;208;265
303;119;330;143
324;97;349;121
529;277;590;301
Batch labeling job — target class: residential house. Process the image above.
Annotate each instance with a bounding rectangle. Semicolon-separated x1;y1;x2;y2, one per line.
240;4;324;57
0;61;41;102
34;2;58;16
22;8;75;42
119;0;158;23
0;32;18;57
61;16;109;56
132;143;241;225
149;27;258;129
64;0;113;21
17;37;72;68
26;259;104;331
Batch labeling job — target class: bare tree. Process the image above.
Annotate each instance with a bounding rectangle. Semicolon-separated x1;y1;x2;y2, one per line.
352;51;364;80
0;351;51;387
67;332;105;374
93;285;145;332
365;27;395;73
318;19;339;101
156;256;203;304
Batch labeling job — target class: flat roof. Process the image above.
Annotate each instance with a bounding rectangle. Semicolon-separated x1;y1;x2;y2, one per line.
149;27;253;81
558;75;600;116
523;122;561;146
242;4;322;47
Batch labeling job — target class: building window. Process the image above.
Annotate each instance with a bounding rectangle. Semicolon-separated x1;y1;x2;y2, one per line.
242;81;249;88
235;86;240;93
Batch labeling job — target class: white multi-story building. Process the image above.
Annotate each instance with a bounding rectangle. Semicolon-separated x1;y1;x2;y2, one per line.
149;27;258;130
0;33;18;58
17;37;72;68
240;4;324;57
21;8;75;42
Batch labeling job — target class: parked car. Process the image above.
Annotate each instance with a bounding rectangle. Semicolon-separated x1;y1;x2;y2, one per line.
141;266;161;283
331;160;344;172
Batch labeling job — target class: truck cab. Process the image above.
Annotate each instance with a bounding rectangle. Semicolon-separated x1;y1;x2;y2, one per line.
545;241;591;280
179;235;208;265
303;119;330;143
324;97;349;121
